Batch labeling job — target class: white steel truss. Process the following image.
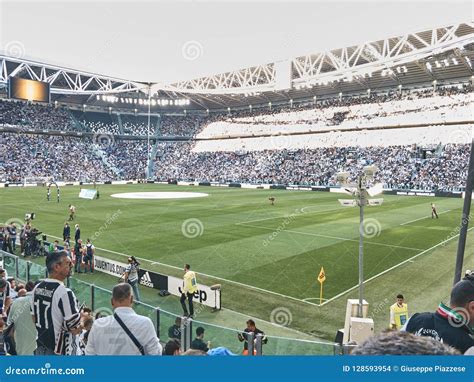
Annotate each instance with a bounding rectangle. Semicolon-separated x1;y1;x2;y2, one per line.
164;64;276;95
0;23;472;96
0;56;147;95
164;22;473;94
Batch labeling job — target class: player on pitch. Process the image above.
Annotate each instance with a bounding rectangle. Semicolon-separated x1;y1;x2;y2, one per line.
431;203;439;219
68;205;76;221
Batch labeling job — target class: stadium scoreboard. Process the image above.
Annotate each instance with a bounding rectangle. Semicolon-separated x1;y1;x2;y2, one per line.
8;76;50;103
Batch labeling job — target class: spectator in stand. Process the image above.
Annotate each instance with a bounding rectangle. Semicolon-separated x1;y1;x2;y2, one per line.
190;327;210;352
403;270;474;354
163;339;181;356
168;316;182;340
85;283;162;355
32;251;82;355
0;270;11;316
7;278;17;300
238;319;267;355
351;330;459;355
6;282;37;355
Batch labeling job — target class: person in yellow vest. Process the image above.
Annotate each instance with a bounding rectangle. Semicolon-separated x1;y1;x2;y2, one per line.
390;294;409;330
180;264;198;318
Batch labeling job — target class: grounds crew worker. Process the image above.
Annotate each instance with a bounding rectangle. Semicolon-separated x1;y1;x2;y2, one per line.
180;264;197;318
390;294;408;330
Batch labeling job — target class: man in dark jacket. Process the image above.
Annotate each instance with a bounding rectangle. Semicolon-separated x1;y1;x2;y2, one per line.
63;222;70;242
74;224;81;242
403;270;474;354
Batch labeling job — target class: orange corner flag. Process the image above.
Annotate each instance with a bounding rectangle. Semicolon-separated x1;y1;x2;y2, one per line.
318;267;326;284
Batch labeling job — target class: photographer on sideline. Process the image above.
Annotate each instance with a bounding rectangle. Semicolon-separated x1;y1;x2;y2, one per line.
122;256;141;302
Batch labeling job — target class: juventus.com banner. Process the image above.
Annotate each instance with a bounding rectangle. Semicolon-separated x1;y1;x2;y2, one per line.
93;256;221;309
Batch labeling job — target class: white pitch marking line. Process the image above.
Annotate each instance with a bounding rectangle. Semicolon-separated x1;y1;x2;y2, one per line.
236;215;295;225
46;233;322;308
239;223;424;251
319;226;474;307
303;297;329;302
400;210;451;226
235;206;344;225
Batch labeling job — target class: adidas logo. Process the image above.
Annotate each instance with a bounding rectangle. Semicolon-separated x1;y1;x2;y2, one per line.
140;272;154;288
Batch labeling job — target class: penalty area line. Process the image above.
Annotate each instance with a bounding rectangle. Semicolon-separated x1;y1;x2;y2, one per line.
400;209;452;226
238;223;424;251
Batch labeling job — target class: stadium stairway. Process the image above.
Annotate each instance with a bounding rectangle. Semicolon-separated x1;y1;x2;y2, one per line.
146;140;160;178
92;144;122;179
114;113;124;135
67;109;88;132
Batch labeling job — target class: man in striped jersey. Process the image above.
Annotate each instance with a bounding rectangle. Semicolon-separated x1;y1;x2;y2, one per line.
31;251;82;355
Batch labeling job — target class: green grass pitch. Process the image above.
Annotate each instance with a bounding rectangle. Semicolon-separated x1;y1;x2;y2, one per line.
1;183;472;344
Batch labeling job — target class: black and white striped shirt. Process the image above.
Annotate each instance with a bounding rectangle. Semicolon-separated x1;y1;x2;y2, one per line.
126;263;139;283
31;278;81;355
0;281;11;314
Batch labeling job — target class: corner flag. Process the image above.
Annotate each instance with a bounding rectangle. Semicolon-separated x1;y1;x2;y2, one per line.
318;267;326;284
318;267;326;305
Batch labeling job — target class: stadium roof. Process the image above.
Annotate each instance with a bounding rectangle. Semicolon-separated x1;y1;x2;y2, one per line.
0;20;472;112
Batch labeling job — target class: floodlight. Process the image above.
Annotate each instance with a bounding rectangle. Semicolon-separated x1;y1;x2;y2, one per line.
338;199;357;207
363;165;377;178
367;182;383;197
336;171;350;185
368;199;384;206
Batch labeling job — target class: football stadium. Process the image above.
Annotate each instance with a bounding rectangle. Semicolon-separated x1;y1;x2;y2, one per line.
0;1;473;371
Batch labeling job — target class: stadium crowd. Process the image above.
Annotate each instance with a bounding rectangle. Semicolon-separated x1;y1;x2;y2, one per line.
84;120;121;135
0;83;472;190
0;99;76;132
153;143;470;191
103;140;148;180
0;133;115;182
0;130;470;191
